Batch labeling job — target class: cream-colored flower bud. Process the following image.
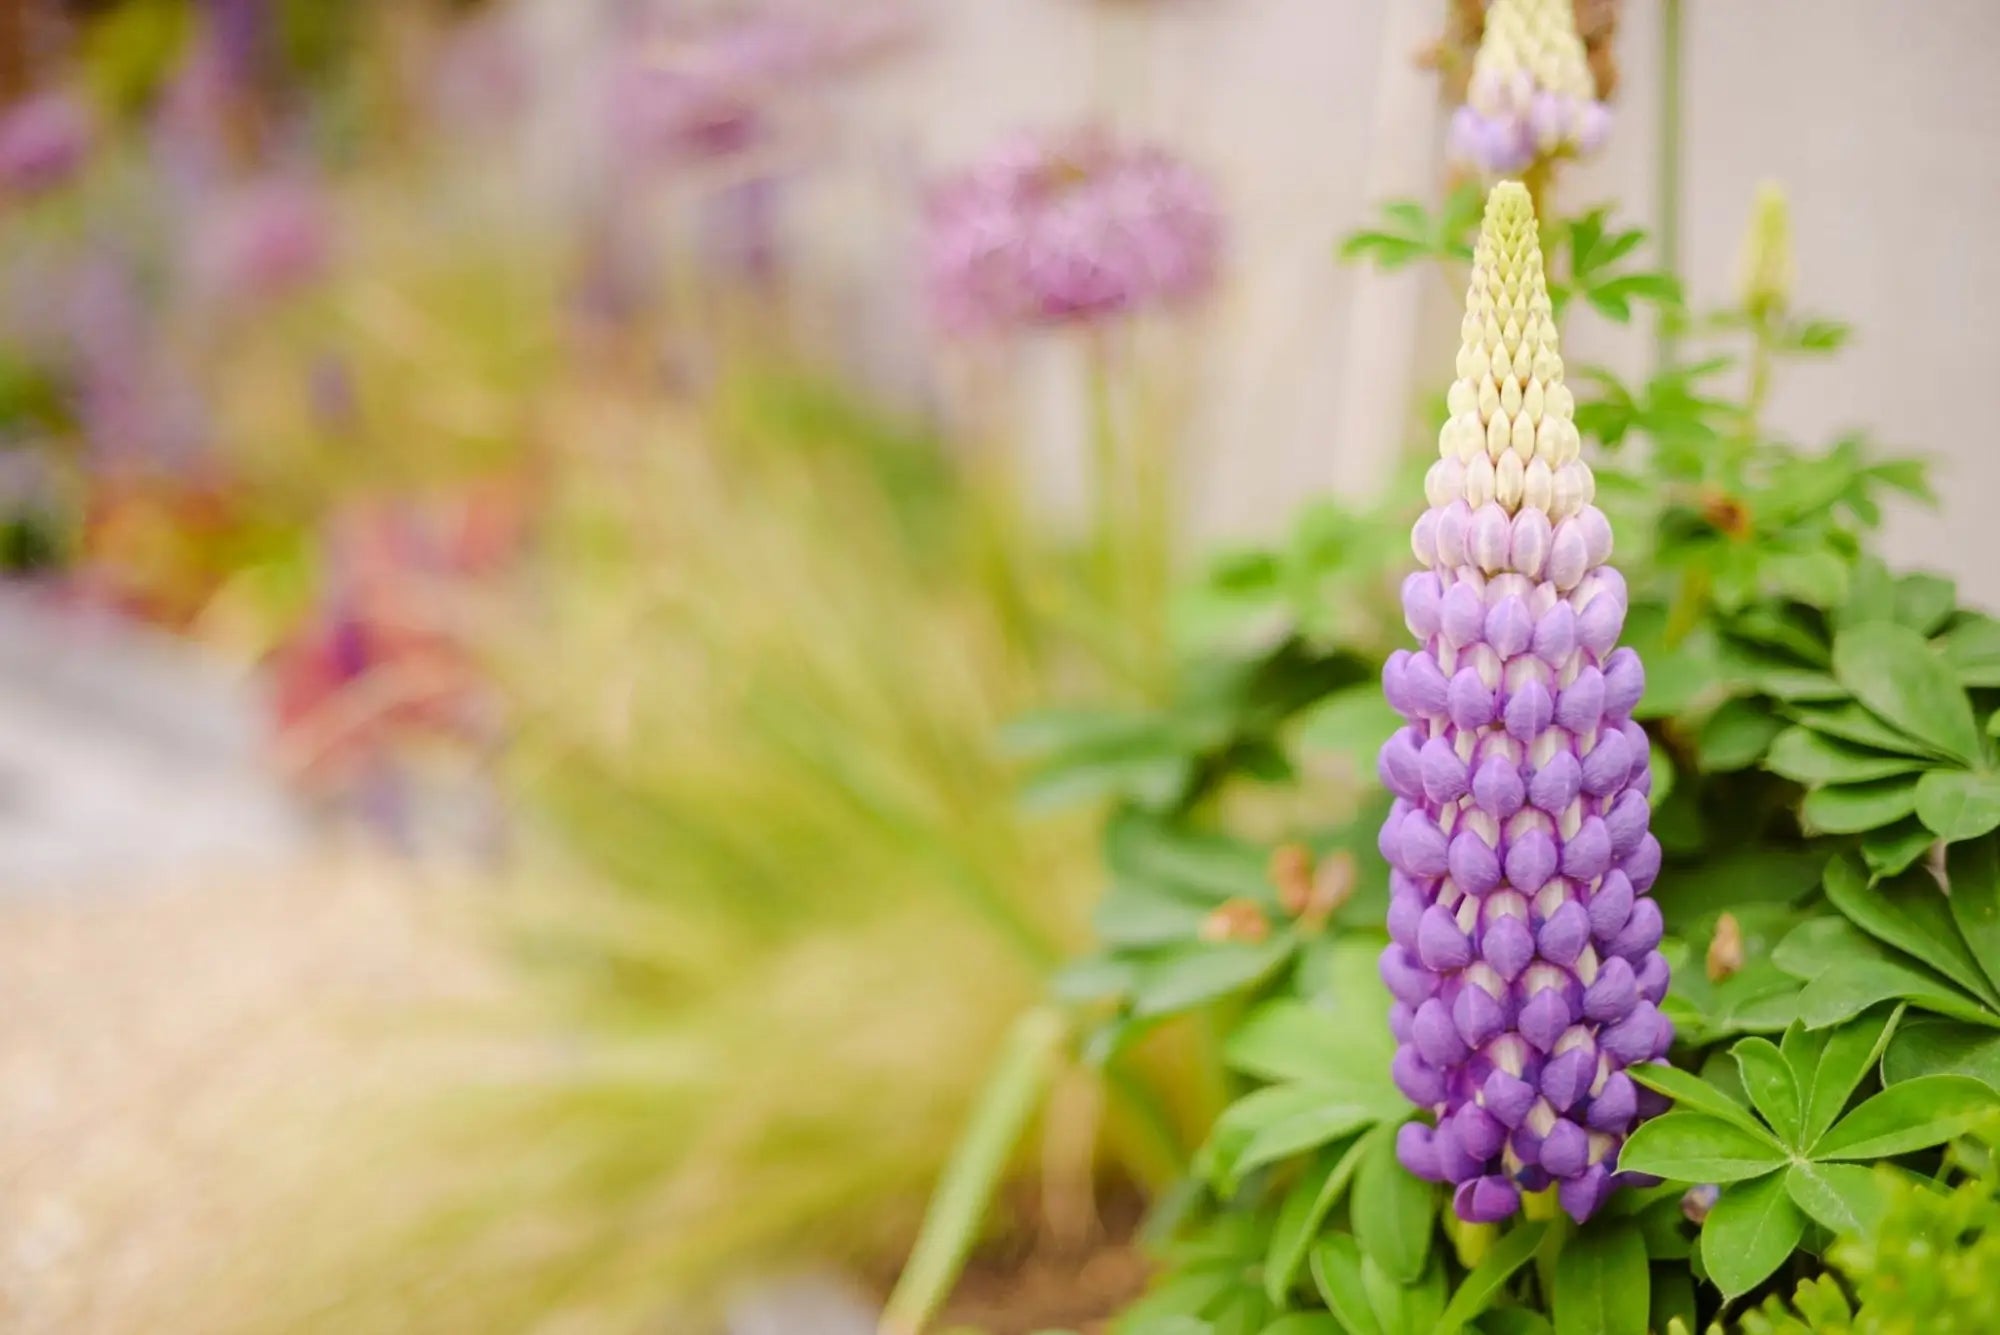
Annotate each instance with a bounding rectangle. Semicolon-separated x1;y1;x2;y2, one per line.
1738;181;1794;323
1432;181;1593;517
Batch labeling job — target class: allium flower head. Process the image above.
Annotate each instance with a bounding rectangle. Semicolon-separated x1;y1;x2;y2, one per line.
923;127;1222;333
1450;0;1608;177
1738;182;1795;324
1378;181;1668;1225
0;90;94;198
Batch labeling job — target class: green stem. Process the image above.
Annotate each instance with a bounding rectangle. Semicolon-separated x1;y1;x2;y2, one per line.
1085;331;1123;613
1656;0;1685;373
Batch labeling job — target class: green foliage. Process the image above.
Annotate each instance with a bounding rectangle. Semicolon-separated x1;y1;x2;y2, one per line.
913;185;2000;1334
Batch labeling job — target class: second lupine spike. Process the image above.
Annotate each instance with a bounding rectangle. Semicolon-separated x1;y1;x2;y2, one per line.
1378;180;1670;1226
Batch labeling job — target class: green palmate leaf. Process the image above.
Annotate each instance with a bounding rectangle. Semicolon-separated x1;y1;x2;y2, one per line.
1916;770;2000;843
1398;1254;1448;1334
1823;857;1999;1005
1628;1064;1778;1137
1946;835;2000;996
1783;1007;1902;1144
1862;819;1937;877
1812;1074;1999;1159
1801;777;1921;834
1763;550;1850;609
1553;1218;1648;1335
1309;1235;1381;1335
1225;1000;1374;1086
1894;574;1958;636
1700;699;1790;771
1130;938;1294;1018
1351;1123;1435;1284
1435;1223;1547;1333
1832;623;1984;765
1788;700;1932;757
1882;1016;2000;1091
1734;1038;1803;1145
1616;1112;1789;1183
1764;727;1930;786
1936;615;2000;687
884;1007;1065;1334
1264;1134;1371;1306
1701;1171;1807;1300
1784;1162;1888;1236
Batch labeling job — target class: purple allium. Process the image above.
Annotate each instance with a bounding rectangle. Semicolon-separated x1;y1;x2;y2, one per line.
0;91;94;198
922;126;1223;334
1449;0;1609;178
195;173;331;302
1379;182;1668;1225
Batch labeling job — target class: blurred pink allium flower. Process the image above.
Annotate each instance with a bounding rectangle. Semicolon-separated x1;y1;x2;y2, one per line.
608;3;913;166
196;174;332;302
923;127;1223;333
0;90;94;198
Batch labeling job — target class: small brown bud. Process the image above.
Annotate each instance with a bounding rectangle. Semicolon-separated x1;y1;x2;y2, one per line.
1699;489;1753;539
1301;851;1357;930
1706;912;1745;982
1269;843;1316;917
1201;898;1271;944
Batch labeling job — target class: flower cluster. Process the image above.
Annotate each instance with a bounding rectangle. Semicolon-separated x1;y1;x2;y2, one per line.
0;90;93;198
1449;0;1608;178
923;126;1222;334
1377;181;1669;1224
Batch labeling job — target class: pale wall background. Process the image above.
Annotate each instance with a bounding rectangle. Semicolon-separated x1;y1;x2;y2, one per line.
806;0;2000;604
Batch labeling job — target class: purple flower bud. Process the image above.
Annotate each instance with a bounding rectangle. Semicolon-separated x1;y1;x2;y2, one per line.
1528;751;1583;814
1390;1001;1415;1043
1549;521;1590;590
1471;502;1513;572
1442;580;1487;646
1560;1163;1612;1222
1583;956;1639;1022
1603;647;1645;720
1519;989;1572;1052
1556;666;1606;734
1504;829;1559;895
1382;943;1441;1005
1450;831;1503;897
1387;887;1425;951
1436;501;1473;568
1533;602;1577;665
1432;1120;1482;1183
1400;811;1450;877
1608;897;1664;960
1486;596;1533;658
1454;1101;1508;1160
1382;651;1414;716
1405;651;1451;716
1379;729;1426;802
1538;899;1591;966
1415;997;1470;1066
1505;678;1554;741
1449;667;1498;730
1586;1072;1637;1132
1578;586;1627;655
1511;508;1552;576
1421;736;1471;804
1623;833;1663;892
1581;730;1632;797
1484;1068;1538;1127
1472;754;1526;817
1636;950;1671;1005
1588;870;1635;940
1602;1001;1666;1065
1397;1120;1442;1180
1455;983;1509;1047
1540;1117;1589;1178
1561;817;1613;881
1403;571;1444;639
1455;1175;1522;1224
1541;1047;1594;1112
1394;1046;1448;1107
1417;907;1474;972
1605;789;1650;858
1481;914;1536;981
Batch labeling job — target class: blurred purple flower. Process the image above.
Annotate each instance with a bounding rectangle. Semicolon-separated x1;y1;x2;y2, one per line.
923;127;1223;333
196;173;331;302
0;91;94;198
608;3;913;166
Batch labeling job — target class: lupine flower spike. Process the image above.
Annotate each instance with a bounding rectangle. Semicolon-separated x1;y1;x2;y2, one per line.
1738;183;1795;324
1450;0;1609;180
1378;181;1669;1225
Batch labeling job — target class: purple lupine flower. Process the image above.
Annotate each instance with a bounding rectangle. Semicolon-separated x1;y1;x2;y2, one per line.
1449;0;1610;178
922;126;1223;334
0;90;94;198
1379;181;1669;1226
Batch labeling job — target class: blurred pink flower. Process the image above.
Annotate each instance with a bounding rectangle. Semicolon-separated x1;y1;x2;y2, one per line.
196;173;331;302
923;127;1223;333
0;90;94;198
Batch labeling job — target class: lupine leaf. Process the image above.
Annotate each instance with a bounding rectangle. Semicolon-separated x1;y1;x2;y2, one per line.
1616;1113;1789;1182
1628;1065;1779;1138
1764;727;1930;785
1882;1016;2000;1091
1946;835;2000;996
1831;623;1983;765
1789;700;1933;757
1801;777;1921;834
1812;1074;1999;1158
1823;857;1998;1006
1435;1223;1547;1333
1351;1124;1435;1283
1553;1219;1648;1335
1263;1134;1371;1306
1916;770;2000;843
1783;1007;1901;1144
1785;1162;1887;1236
1701;1172;1806;1299
1733;1037;1802;1146
1309;1235;1381;1335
